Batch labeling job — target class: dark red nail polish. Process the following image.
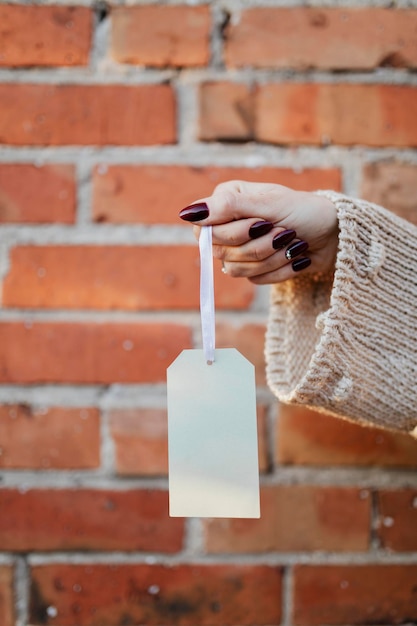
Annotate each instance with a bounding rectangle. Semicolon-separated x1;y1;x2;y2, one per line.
285;240;309;260
249;220;274;239
272;229;296;250
292;257;311;272
179;202;209;222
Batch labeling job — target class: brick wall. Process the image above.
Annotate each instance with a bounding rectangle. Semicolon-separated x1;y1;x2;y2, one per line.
1;2;417;625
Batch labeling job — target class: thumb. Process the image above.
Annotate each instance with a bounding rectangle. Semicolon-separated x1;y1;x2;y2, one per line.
179;180;285;225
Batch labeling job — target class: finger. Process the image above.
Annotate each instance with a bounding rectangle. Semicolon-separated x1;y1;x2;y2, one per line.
215;231;302;264
193;219;275;246
179;180;289;225
213;229;278;263
222;248;289;278
212;218;264;246
249;257;312;285
221;235;310;276
212;217;275;246
192;219;258;245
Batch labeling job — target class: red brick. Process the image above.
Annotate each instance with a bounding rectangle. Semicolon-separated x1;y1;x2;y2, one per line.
0;566;14;626
204;485;370;553
0;488;183;552
92;164;341;224
216;323;267;386
293;564;417;625
110;408;168;476
199;82;254;141
110;404;269;476
0;164;75;223
225;8;417;70
361;160;417;224
0;84;175;146
0;5;92;67
30;563;282;625
0;405;100;470
0;322;191;384
111;5;210;67
3;245;254;310
277;404;417;468
256;83;417;147
377;489;417;551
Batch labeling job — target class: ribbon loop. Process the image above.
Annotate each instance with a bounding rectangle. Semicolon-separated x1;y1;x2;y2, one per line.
199;226;215;364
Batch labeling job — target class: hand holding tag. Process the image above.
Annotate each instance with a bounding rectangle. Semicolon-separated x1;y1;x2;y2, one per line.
167;227;260;518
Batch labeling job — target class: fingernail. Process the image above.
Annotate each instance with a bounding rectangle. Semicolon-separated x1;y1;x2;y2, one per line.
272;229;296;250
249;220;274;239
285;240;309;260
179;202;209;222
292;257;311;272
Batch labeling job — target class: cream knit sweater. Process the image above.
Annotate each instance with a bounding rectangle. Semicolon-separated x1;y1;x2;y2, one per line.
265;191;417;438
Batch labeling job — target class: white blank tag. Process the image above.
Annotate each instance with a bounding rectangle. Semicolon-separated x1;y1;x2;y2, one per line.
167;348;260;518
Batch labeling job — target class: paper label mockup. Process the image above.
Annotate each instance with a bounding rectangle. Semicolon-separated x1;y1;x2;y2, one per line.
167;226;260;518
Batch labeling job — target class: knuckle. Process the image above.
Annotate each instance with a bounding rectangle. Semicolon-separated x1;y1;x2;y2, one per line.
213;181;231;194
249;246;264;262
227;263;242;278
227;231;241;246
214;188;239;219
212;244;226;260
213;179;241;195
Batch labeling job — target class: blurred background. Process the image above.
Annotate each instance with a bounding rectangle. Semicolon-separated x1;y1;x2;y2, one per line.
0;1;417;625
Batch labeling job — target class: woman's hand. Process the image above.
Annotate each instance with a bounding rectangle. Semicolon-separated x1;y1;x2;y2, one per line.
179;181;339;284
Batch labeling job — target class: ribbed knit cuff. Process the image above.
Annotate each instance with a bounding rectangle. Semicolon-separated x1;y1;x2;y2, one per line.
265;191;417;435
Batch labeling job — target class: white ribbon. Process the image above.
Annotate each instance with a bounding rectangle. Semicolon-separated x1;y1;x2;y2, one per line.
199;226;215;364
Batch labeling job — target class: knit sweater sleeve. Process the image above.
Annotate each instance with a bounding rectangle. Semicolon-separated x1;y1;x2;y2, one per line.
265;191;417;437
